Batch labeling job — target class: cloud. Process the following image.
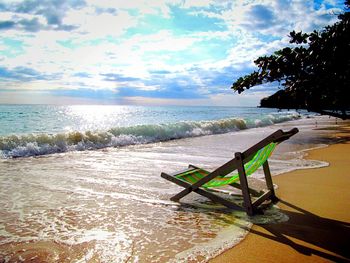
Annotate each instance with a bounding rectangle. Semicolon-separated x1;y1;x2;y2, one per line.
73;72;91;78
0;0;84;32
0;90;111;104
116;84;205;99
0;20;15;30
0;16;66;32
0;0;345;105
50;88;118;101
63;8;137;37
0;65;55;82
216;0;342;37
168;5;227;32
241;4;276;30
101;73;141;82
17;17;43;32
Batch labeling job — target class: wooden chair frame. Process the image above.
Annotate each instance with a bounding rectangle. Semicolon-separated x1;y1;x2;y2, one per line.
161;128;299;215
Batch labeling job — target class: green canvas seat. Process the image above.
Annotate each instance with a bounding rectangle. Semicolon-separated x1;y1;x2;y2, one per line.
175;142;277;188
161;128;298;215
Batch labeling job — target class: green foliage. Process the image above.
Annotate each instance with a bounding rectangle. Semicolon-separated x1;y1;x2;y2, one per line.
231;2;350;118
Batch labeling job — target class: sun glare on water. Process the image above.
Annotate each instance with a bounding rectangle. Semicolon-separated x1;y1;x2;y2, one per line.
63;105;132;132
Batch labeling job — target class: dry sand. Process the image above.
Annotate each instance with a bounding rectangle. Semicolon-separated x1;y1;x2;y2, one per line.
211;126;350;263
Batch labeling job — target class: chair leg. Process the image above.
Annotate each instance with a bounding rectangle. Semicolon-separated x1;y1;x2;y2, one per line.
161;172;193;201
170;188;192;202
229;183;263;197
263;161;278;202
235;152;254;216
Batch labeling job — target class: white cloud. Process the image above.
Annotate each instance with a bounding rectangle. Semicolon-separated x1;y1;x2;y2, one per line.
85;0;174;17
63;8;137;37
205;0;341;36
123;30;197;52
0;91;109;104
182;0;213;8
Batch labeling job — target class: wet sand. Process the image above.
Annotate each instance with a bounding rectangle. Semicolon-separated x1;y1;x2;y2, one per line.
211;126;350;263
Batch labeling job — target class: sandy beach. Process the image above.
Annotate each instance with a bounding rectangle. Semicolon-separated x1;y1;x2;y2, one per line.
212;125;350;263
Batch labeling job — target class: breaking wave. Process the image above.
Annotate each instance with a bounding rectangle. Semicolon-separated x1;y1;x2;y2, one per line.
0;113;301;158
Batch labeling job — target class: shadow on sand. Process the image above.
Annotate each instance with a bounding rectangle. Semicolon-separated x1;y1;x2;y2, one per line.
235;199;350;262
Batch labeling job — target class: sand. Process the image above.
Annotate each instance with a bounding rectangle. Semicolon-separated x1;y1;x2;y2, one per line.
211;126;350;263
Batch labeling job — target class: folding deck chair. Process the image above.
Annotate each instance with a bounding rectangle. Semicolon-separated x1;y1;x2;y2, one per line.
161;128;298;215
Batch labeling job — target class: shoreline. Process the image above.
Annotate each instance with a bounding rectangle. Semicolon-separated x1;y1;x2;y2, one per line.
211;125;350;262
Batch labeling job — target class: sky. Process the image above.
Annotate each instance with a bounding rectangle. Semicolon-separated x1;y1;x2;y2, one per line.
0;0;344;106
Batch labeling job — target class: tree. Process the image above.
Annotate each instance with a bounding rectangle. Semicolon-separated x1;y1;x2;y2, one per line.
231;1;350;119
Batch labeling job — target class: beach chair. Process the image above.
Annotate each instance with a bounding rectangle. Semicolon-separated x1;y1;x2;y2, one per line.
161;128;298;215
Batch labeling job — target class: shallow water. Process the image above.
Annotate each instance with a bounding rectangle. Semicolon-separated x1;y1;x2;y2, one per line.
0;115;342;262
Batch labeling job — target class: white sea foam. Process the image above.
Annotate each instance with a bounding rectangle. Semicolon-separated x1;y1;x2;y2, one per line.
0;112;301;158
173;219;252;263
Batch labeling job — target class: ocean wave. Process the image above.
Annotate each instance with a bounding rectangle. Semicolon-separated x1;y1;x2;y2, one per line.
0;112;301;158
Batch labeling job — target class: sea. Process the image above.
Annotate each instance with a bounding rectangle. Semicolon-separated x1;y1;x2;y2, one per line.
0;105;342;262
